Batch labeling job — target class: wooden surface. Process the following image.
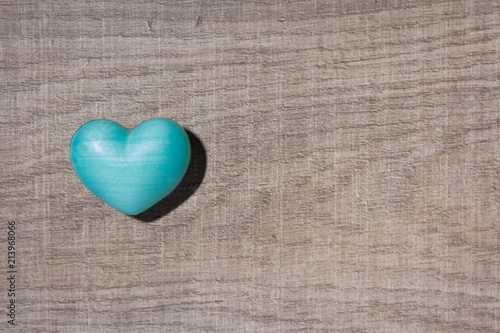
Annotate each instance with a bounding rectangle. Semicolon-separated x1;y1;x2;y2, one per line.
1;1;500;332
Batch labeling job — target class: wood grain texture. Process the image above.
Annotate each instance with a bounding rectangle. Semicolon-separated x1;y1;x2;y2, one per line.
1;0;499;332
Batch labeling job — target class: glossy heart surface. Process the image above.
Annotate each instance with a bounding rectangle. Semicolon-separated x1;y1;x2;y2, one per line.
70;118;191;215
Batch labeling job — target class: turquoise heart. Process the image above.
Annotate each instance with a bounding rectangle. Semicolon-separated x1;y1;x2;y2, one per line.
70;118;191;215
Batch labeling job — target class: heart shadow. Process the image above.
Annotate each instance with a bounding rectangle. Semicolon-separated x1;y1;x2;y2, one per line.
133;129;207;222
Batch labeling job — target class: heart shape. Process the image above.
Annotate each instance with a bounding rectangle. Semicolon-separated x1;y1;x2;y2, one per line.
70;118;191;215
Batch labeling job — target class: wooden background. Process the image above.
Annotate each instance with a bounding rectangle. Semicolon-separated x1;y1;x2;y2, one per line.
1;0;499;332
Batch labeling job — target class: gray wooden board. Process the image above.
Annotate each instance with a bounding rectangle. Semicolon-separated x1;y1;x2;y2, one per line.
1;1;499;332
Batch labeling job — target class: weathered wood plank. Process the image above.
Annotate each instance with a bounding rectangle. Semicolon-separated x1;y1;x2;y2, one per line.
1;0;499;332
